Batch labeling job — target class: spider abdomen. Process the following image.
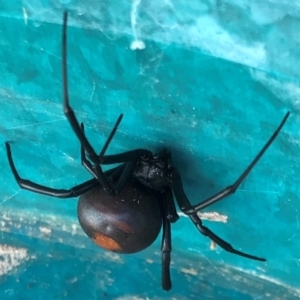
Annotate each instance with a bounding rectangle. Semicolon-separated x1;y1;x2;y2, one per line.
77;181;162;254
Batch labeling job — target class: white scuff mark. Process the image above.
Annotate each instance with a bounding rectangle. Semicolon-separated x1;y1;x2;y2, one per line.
22;8;28;25
0;244;31;276
2;214;11;221
197;211;228;223
287;209;299;242
0;118;64;132
210;240;216;250
287;232;297;242
130;40;145;51
71;223;80;235
234;266;300;296
33;108;64;119
104;252;123;263
191;120;198;128
0;191;20;206
67;277;78;284
32;47;61;60
60;153;75;162
144;55;214;70
202;253;225;278
116;296;150;300
287;257;300;267
180;267;198;276
251;69;300;113
89;81;96;103
178;211;228;223
238;189;279;194
39;227;51;235
130;0;146;50
48;175;74;184
192;16;266;68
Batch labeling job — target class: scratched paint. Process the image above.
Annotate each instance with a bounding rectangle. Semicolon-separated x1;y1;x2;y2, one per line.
0;244;32;276
0;214;300;299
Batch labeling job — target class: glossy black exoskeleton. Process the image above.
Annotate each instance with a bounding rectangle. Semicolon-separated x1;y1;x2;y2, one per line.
5;11;290;291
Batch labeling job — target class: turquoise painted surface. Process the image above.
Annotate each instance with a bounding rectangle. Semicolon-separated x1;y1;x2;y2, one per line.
0;1;299;299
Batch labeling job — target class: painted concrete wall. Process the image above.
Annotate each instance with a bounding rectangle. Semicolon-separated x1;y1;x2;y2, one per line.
0;1;299;299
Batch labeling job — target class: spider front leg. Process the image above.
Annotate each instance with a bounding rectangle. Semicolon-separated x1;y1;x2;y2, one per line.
171;168;266;261
80;123;135;194
62;12;151;192
192;112;290;211
62;11;122;194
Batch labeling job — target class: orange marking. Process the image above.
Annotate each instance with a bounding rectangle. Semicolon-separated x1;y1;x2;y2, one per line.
92;232;122;251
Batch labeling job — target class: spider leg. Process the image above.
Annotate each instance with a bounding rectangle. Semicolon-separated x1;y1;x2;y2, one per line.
160;189;174;291
90;116;152;165
5;142;99;198
192;112;290;212
62;11;116;194
171;167;266;261
80;123;101;179
62;12;152;189
80;115;152;166
80;123;139;193
5;142;123;198
165;188;179;223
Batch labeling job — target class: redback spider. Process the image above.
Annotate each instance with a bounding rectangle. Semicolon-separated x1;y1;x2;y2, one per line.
5;11;290;291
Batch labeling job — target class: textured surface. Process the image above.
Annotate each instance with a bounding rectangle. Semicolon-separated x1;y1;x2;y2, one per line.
0;1;299;299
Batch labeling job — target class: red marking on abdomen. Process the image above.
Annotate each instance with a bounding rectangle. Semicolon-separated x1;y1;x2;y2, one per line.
92;232;122;252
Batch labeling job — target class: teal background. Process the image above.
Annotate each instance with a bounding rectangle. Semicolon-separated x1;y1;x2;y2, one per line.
0;1;299;299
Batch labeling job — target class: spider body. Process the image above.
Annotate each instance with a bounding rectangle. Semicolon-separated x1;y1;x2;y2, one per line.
5;11;290;291
132;150;171;191
78;180;162;254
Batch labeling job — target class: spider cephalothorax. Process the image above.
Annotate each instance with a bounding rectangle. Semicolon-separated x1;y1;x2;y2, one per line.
133;150;172;191
5;11;290;291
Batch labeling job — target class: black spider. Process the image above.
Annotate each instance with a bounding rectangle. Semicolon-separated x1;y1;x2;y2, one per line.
5;11;290;291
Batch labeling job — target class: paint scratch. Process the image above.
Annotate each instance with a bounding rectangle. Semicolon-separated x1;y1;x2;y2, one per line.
22;8;28;25
287;209;299;242
89;81;96;103
0;191;20;206
0;118;64;132
130;0;145;50
239;189;279;194
178;211;228;223
0;244;31;276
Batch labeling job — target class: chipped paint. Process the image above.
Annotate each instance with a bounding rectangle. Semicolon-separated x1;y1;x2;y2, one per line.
39;227;51;235
0;244;31;276
178;211;228;223
180;267;198;276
